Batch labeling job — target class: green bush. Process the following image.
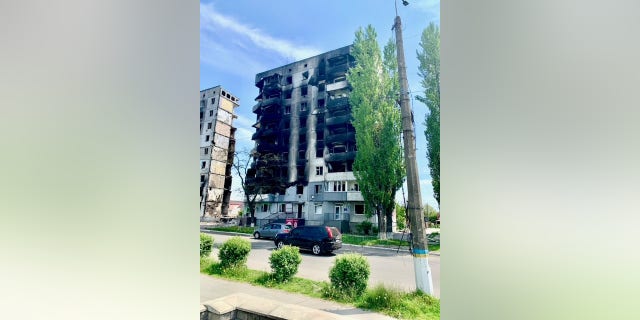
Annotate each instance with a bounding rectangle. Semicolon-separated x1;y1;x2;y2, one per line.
269;245;302;282
218;236;251;269
356;221;373;235
200;233;214;257
328;253;370;299
372;226;379;234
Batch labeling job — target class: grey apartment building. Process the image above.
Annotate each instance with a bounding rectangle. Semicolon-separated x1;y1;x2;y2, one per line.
200;86;239;220
248;45;377;232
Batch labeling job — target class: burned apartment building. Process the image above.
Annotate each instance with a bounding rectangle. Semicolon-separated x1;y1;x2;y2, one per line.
200;86;239;220
247;45;376;232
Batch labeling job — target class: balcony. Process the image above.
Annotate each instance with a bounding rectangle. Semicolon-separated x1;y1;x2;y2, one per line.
258;112;280;124
256;141;279;153
326;97;349;111
325;151;356;162
326;114;351;127
253;97;281;113
326;80;348;92
325;132;355;145
324;212;350;222
327;63;351;78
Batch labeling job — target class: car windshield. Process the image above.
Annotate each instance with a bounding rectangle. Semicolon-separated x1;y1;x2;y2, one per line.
284;225;293;230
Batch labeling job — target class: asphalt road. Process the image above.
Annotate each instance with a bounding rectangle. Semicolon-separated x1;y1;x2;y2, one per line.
205;232;440;298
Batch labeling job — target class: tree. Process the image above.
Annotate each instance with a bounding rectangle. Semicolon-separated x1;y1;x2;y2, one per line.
348;25;406;239
232;148;287;224
395;203;407;230
417;22;440;205
423;203;439;225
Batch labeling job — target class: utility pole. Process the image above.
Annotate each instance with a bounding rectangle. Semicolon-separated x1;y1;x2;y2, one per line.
393;13;434;294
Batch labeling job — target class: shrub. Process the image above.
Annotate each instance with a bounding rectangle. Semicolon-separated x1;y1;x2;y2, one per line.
269;245;302;282
372;226;379;234
328;253;370;299
218;236;251;269
200;233;214;257
356;221;373;235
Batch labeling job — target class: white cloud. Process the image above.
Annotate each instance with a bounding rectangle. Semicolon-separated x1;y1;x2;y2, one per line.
200;3;321;62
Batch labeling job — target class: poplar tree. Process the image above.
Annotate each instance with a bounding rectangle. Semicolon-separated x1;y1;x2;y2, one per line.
417;22;440;205
348;25;405;239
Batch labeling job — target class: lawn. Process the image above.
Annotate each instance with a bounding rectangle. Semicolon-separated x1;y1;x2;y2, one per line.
200;257;439;320
204;226;254;234
342;234;440;252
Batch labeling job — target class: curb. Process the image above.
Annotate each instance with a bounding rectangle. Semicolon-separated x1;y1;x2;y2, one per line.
201;228;440;256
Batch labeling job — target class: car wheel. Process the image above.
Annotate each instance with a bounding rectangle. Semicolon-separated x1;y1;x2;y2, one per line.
276;241;285;249
253;232;260;239
312;244;322;255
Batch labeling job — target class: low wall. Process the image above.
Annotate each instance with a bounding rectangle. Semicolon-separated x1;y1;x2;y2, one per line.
201;293;347;320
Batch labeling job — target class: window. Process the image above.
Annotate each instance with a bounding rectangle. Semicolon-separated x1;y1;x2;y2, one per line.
204;148;209;155
284;105;291;114
285;90;292;99
318;99;325;108
304;63;307;68
262;204;269;212
201;161;206;169
280;204;286;213
286;76;292;84
316;148;323;158
301;86;308;96
200;112;203;119
211;98;215;104
316;166;323;175
296;185;303;195
300;117;306;127
302;71;309;80
207;122;212;129
355;204;365;215
200;175;205;182
352;183;359;191
205;135;210;141
333;181;346;192
209;110;213;116
314;185;322;194
300;102;307;111
200;100;206;107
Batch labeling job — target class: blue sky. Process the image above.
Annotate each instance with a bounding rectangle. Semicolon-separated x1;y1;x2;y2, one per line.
200;0;440;210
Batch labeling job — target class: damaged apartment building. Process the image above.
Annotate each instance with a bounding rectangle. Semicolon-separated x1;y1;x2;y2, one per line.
200;86;239;221
247;45;375;232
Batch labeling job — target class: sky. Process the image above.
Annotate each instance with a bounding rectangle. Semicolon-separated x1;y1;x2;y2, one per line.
200;0;440;210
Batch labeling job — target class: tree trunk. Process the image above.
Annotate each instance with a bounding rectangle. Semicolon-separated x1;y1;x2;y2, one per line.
377;206;387;240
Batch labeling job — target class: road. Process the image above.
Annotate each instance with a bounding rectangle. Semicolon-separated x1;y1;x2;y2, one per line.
205;232;440;298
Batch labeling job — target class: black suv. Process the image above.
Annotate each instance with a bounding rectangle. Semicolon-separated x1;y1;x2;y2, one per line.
274;225;342;255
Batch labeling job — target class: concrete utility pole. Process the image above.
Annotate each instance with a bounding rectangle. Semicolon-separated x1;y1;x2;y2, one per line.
393;13;434;294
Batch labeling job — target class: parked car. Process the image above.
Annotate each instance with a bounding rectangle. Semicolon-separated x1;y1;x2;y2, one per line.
253;223;292;239
274;226;342;255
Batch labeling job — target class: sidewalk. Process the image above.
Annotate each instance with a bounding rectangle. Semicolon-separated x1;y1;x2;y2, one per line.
200;274;396;320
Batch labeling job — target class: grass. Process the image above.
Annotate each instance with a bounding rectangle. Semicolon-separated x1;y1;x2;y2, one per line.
342;234;441;252
205;226;254;234
201;257;440;319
